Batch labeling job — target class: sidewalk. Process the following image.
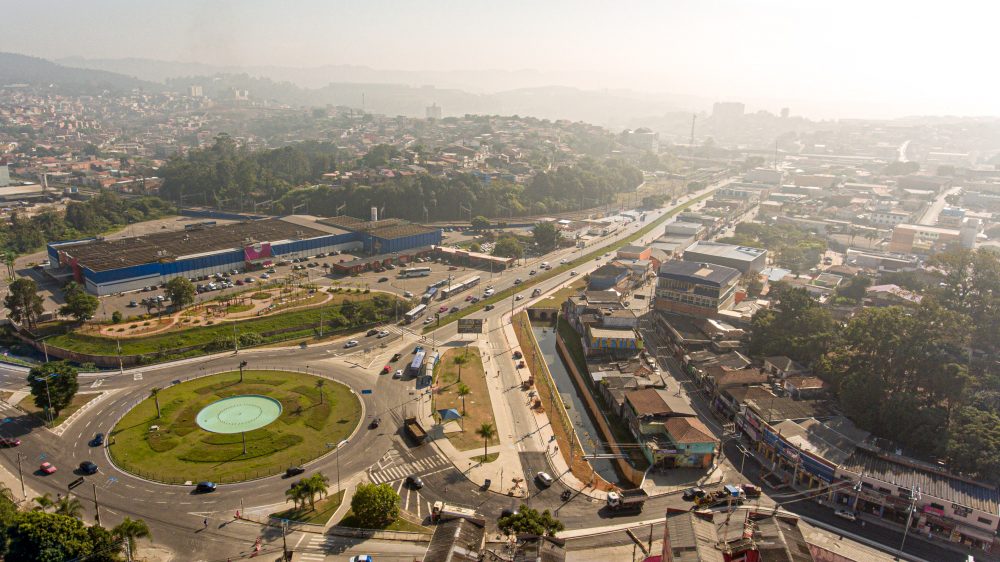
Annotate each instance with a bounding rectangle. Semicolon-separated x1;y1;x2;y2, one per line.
0;455;38;506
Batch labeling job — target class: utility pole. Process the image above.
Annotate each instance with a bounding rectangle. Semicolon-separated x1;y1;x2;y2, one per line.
897;485;921;559
689;114;696;159
92;482;101;526
319;309;324;338
16;453;25;499
281;519;289;561
116;339;124;375
233;323;239;353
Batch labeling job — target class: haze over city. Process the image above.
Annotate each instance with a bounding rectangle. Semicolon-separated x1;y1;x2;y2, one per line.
6;0;1000;118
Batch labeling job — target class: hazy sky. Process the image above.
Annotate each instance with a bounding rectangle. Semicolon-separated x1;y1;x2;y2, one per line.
5;0;998;117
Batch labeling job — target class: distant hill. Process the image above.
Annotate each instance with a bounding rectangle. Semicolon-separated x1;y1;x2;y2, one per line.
0;52;158;93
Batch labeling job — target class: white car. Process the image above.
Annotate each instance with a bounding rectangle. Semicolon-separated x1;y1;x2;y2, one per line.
535;472;554;487
483;288;495;297
344;340;359;348
393;369;403;379
559;258;567;264
376;331;390;338
515;295;524;301
834;509;857;521
403;291;414;298
423;317;434;325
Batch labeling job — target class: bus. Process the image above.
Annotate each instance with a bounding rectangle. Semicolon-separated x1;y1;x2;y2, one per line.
404;304;427;323
439;276;481;299
421;287;438;303
400;267;432;278
409;350;426;374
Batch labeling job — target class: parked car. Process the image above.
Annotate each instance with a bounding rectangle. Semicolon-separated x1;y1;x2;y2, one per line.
39;462;57;474
381;365;391;375
513;351;523;359
682;487;706;501
127;300;138;307
0;438;20;447
470;297;480;303
195;482;217;493
79;461;99;475
393;369;403;379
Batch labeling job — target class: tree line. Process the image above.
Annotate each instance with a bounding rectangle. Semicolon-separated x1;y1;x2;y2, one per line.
719;222;827;274
1;192;172;256
158;135;642;221
749;248;1000;482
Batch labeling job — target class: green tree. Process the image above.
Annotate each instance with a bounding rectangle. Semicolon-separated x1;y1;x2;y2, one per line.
285;482;307;510
54;496;83;519
457;383;471;415
492;236;524;259
5;511;111;562
111;516;153;556
471;215;491;231
26;362;79;420
315;379;326;405
149;387;161;419
498;504;564;537
4;277;44;329
946;406;1000;483
748;288;838;365
32;493;55;512
60;282;98;322
304;473;330;510
469;243;482;253
835;274;872;303
350;482;399;528
111;310;123;324
476;422;495;460
531;222;562;252
165;277;195;309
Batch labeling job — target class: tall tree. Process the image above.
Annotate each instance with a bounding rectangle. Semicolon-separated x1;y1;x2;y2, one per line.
164;277;196;309
4;277;44;329
498;504;564;537
149;387;161;419
26;362;79;419
476;422;496;461
350;483;399;528
113;517;151;556
457;383;471;415
531;222;562;252
54;497;83;519
60;282;99;322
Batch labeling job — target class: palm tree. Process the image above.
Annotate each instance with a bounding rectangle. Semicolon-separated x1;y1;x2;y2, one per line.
33;492;55;511
113;517;151;555
305;473;330;510
4;251;15;280
457;383;471;415
55;496;84;519
285;483;306;510
150;387;161;419
315;379;326;405
476;422;495;461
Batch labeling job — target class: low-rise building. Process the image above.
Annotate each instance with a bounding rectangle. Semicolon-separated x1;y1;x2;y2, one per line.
584;325;642;357
587;264;631;292
655;261;741;318
682;241;768;274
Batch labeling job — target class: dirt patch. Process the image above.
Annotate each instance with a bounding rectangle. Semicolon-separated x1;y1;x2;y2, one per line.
432;347;499;453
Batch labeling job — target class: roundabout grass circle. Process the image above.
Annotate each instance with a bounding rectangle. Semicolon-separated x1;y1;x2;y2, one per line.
108;370;361;484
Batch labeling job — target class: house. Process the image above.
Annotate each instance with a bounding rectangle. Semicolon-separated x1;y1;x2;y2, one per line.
682;241;768;274
512;534;567;562
617;244;652;260
705;367;768;399
587;264;632;292
865;284;923;307
584;326;642;357
661;509;816;562
783;375;827;399
661;417;718;469
763;356;809;378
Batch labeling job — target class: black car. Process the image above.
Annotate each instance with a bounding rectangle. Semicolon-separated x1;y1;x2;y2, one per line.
513;351;523;360
79;461;98;475
484;304;495;311
378;277;389;283
406;475;424;489
682;487;706;501
391;353;402;362
366;329;379;337
195;482;217;493
284;466;305;478
90;433;104;447
369;417;381;429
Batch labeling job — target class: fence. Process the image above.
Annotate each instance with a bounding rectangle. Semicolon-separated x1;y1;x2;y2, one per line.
104;366;362;486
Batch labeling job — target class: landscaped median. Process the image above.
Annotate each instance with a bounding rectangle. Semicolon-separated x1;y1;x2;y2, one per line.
431;346;499;455
108;370;361;484
29;290;407;365
425;190;716;332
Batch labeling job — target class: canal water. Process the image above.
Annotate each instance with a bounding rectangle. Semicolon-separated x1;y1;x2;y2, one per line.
531;325;622;484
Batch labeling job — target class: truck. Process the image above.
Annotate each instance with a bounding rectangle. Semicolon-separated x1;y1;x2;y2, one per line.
431;501;480;523
605;488;649;515
694;485;745;509
404;417;427;444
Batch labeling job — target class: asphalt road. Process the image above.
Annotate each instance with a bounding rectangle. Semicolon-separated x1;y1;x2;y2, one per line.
4;180;951;562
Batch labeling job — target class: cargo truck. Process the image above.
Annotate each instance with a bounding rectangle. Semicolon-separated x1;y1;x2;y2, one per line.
404;417;427;444
605;488;649;515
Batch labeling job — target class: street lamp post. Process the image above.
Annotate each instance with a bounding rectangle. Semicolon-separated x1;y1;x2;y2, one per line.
33;373;58;427
897;485;922;559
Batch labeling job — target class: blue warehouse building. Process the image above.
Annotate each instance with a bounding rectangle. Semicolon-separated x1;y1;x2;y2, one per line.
48;215;442;295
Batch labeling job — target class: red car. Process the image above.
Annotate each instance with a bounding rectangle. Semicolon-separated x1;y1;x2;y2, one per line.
381;365;391;375
465;295;474;301
438;306;449;313
39;462;56;474
0;438;20;447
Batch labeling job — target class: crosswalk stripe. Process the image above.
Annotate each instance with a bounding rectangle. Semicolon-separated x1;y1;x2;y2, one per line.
395;479;404;494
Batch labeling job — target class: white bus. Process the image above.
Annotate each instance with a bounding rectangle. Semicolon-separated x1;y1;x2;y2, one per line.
404;304;427;323
400;267;432;278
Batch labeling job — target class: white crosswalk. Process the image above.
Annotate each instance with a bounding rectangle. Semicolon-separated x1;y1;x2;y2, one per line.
368;453;448;484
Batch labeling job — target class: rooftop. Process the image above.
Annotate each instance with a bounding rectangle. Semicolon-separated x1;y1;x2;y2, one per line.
840;449;1000;515
684;241;767;262
55;217;342;272
665;417;717;444
658;260;741;287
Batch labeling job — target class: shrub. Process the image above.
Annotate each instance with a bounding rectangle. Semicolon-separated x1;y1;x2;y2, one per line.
111;311;123;323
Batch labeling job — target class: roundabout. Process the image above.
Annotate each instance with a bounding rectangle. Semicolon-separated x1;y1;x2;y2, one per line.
107;370;362;484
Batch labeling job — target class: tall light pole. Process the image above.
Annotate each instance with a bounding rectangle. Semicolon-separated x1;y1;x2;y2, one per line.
33;373;58;427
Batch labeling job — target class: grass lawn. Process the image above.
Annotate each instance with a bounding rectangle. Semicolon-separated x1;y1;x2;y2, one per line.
432;347;499;452
18;392;101;426
471;452;498;463
108;370;361;484
270;490;344;525
425;191;714;331
225;304;255;314
44;292;402;358
338;509;432;533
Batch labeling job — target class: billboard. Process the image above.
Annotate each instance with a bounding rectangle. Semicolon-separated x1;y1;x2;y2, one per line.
457;318;484;334
244;242;272;263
